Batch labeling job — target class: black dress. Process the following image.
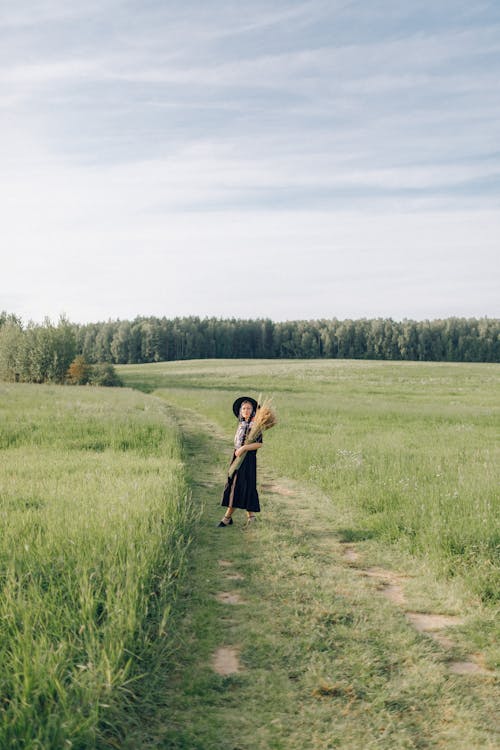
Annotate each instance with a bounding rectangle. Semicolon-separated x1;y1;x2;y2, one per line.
221;434;262;513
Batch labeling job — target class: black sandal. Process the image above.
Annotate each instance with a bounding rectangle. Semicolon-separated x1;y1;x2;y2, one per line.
217;516;233;527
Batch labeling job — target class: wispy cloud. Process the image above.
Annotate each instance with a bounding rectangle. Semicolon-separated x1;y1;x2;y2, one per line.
1;0;499;322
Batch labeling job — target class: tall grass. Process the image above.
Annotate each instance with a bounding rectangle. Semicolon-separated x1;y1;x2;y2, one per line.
119;359;500;602
0;383;192;748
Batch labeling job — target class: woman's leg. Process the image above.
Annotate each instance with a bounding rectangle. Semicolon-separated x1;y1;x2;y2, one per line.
244;511;256;527
217;507;234;527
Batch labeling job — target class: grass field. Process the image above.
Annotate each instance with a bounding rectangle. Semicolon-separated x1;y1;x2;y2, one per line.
0;383;193;748
1;360;498;748
119;359;499;603
116;362;499;750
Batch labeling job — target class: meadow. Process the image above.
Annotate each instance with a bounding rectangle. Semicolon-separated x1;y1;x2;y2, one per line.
120;358;499;603
1;360;498;748
118;358;499;749
0;383;193;748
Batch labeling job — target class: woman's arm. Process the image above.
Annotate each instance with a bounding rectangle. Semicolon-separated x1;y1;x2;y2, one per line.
235;442;262;457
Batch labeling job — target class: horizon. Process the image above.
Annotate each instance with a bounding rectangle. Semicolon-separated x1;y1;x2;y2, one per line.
4;310;499;328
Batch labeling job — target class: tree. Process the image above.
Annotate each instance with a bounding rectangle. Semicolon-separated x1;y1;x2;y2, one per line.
66;355;91;385
1;313;499;370
110;321;132;363
0;319;25;381
89;363;123;387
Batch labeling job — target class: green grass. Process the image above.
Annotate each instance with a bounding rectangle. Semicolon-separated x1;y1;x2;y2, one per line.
0;383;193;748
119;359;499;603
2;360;498;748
118;400;499;750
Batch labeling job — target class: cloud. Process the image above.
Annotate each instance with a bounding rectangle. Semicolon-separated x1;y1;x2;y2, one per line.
1;0;499;322
0;1;103;29
0;59;104;86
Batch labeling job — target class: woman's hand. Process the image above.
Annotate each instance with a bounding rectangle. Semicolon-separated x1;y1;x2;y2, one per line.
235;446;246;457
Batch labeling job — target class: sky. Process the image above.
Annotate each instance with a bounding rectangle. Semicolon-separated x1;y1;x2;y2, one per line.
1;0;499;324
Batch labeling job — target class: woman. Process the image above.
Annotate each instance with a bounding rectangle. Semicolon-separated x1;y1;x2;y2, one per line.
218;396;263;528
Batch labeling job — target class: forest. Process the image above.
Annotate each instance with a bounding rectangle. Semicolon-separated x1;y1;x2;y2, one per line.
0;312;498;384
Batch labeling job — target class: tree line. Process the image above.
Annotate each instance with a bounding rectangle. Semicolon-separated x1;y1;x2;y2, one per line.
0;312;498;384
0;314;122;386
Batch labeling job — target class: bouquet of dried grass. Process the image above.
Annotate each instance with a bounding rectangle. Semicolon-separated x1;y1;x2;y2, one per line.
228;396;277;478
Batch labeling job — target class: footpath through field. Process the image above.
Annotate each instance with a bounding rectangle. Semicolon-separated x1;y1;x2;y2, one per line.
125;402;498;750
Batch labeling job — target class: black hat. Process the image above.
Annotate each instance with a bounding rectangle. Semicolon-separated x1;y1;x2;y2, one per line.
232;396;259;418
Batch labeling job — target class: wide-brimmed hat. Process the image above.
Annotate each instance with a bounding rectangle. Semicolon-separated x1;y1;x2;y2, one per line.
232;396;259;418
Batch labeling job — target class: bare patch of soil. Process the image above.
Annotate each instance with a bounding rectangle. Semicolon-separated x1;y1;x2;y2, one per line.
405;612;463;632
226;573;245;581
360;567;408;605
381;583;406;606
448;659;494;676
212;647;241;676
218;560;233;568
358;573;492;675
341;545;360;563
362;567;405;583
261;482;294;497
216;591;245;605
403;612;493;674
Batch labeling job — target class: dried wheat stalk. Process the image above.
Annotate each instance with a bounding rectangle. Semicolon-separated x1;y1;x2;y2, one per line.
228;396;277;478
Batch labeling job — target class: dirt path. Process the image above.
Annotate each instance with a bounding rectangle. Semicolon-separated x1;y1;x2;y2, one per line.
123;404;499;750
